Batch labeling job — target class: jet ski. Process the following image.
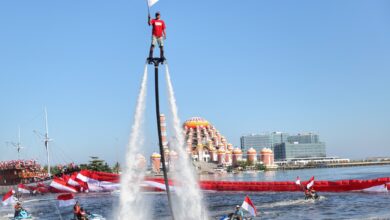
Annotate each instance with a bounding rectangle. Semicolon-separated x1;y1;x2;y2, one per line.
305;191;319;200
11;209;32;219
219;213;252;220
87;214;106;220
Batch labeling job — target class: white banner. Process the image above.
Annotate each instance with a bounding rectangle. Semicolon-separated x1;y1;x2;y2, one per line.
148;0;159;7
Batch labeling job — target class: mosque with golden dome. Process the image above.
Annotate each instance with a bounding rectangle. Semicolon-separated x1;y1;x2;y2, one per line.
149;115;276;173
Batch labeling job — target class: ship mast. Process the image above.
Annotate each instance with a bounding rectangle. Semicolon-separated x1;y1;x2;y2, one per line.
44;107;51;177
10;126;23;159
17;127;22;159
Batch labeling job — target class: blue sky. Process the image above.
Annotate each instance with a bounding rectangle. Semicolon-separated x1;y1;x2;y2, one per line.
0;0;389;165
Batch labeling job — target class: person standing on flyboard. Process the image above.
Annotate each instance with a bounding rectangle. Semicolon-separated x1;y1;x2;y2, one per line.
148;11;166;60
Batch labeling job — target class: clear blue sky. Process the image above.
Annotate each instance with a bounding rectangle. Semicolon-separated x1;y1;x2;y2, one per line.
0;0;389;165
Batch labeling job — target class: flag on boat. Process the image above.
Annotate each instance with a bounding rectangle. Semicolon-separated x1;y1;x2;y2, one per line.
295;176;301;185
241;195;257;217
306;176;315;189
2;189;15;206
18;184;31;194
147;0;159;7
57;193;75;207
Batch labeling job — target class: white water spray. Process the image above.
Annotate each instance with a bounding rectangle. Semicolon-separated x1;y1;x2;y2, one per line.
119;64;150;220
165;64;208;220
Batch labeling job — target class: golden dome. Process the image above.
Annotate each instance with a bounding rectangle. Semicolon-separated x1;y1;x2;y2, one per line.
184;117;210;128
217;149;225;154
151;153;161;158
261;148;273;154
247;148;257;154
233;148;243;154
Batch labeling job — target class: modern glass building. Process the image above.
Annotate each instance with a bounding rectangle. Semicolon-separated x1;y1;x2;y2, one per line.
274;142;326;160
240;132;289;152
287;133;320;144
242;132;326;160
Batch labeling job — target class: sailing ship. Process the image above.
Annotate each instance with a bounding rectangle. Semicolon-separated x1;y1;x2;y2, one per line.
0;108;52;193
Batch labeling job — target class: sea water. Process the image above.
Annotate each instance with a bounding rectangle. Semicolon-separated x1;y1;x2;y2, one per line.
1;165;390;220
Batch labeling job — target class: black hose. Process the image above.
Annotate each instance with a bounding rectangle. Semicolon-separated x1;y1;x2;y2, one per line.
153;60;175;220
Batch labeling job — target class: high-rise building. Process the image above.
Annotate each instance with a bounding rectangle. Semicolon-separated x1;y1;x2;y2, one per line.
240;132;289;152
287;133;319;144
274;142;326;160
242;132;326;161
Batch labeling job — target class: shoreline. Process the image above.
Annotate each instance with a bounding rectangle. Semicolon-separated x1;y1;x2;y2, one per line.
277;161;390;170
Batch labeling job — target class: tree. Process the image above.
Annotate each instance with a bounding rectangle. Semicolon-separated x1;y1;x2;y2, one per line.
80;156;113;173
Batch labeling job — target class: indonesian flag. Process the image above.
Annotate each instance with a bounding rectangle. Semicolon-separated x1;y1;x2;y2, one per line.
2;189;15;206
147;0;159;7
18;184;31;194
295;176;301;185
306;176;315;189
143;180;175;192
57;193;75;207
76;171;90;183
241;195;257;217
75;170;120;192
50;178;78;193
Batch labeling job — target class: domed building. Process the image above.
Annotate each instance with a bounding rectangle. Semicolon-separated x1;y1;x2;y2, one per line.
260;148;278;170
184;117;234;165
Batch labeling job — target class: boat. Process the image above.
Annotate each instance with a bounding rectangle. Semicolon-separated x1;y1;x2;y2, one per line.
0;108;52;194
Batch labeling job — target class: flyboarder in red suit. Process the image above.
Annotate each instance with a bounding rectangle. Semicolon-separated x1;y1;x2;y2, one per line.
148;11;166;60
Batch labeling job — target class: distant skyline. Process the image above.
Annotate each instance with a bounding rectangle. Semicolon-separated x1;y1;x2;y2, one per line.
1;0;389;165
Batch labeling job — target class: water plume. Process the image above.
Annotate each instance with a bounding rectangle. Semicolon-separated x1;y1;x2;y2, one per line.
119;64;150;220
165;64;208;220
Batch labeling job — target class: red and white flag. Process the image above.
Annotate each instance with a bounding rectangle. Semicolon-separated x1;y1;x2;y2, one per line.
2;189;15;206
306;176;315;189
147;0;159;7
295;176;301;185
50;178;78;193
57;193;75;207
18;184;31;194
241;195;257;217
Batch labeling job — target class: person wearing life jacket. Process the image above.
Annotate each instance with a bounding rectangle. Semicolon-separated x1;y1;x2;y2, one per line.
148;11;166;60
232;205;244;220
73;201;81;219
79;207;88;220
14;201;23;217
310;188;319;199
304;187;312;200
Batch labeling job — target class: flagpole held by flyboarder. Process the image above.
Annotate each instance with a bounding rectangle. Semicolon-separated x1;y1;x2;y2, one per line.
145;0;150;17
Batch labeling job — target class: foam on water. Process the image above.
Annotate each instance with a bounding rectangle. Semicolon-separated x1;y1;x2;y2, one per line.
165;64;208;220
118;64;150;220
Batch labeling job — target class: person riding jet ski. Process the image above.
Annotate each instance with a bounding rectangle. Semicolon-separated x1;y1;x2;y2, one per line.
304;187;319;200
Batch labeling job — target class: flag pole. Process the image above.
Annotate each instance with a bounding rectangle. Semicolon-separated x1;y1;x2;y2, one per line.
145;0;150;17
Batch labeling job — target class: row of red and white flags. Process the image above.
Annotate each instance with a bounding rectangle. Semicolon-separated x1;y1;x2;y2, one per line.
2;188;259;217
49;170;121;193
